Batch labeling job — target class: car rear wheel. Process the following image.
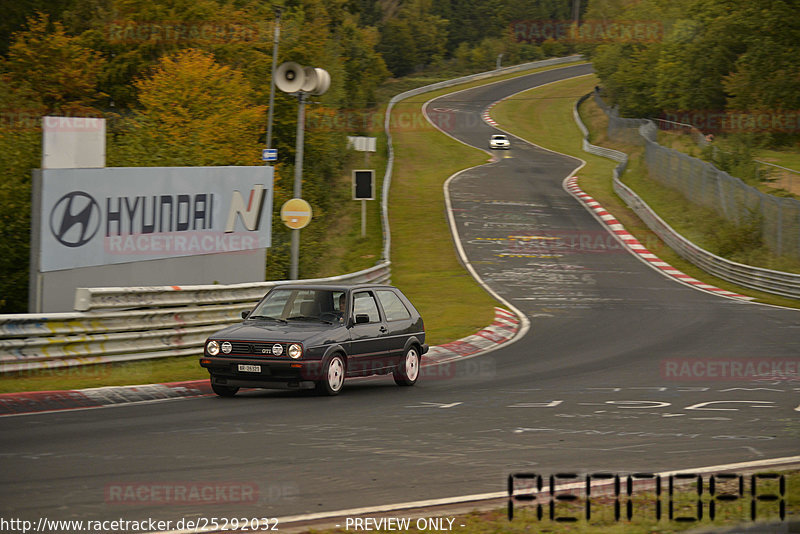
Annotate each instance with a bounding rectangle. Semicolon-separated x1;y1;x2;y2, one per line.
211;381;239;397
316;354;345;395
393;347;420;386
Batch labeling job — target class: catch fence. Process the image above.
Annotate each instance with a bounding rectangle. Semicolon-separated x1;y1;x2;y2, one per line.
595;93;800;260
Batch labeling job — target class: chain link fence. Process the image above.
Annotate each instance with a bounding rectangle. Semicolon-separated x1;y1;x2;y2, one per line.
594;92;800;260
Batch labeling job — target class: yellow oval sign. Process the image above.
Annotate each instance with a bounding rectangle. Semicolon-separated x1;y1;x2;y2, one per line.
281;198;312;230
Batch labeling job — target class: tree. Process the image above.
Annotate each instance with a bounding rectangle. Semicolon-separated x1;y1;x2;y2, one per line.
2;12;106;115
585;0;800;133
722;0;800;113
0;0;76;56
110;48;265;167
0;12;107;312
339;16;389;107
0;125;36;313
377;18;417;77
377;0;448;76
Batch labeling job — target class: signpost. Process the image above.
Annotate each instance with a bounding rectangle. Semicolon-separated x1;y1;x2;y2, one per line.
352;170;374;238
348;137;377;238
262;148;278;162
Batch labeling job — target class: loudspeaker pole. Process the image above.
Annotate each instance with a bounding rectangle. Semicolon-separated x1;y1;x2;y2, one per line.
274;61;330;281
265;7;281;159
289;91;306;280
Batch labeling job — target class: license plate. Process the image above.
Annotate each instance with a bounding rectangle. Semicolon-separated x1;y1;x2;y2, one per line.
238;364;261;373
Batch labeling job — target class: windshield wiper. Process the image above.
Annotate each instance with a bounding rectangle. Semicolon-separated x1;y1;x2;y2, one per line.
248;315;287;324
286;316;316;322
287;316;334;324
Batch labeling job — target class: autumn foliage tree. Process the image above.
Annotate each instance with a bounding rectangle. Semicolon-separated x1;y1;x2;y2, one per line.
110;48;265;167
0;0;587;310
3;12;106;115
0;13;107;313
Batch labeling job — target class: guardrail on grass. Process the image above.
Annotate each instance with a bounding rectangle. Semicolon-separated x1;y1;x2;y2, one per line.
574;92;800;299
0;263;391;373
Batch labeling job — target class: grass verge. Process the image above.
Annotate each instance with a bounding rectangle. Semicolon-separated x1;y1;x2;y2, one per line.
490;74;800;308
755;147;800;197
0;356;208;393
308;121;387;278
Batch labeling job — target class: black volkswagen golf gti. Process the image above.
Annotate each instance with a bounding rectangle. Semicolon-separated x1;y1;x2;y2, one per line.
200;284;427;396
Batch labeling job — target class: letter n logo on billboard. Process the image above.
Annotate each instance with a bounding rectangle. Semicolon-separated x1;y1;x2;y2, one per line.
225;185;265;233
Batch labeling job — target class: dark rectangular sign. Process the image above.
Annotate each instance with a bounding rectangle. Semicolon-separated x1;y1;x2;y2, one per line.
353;170;375;200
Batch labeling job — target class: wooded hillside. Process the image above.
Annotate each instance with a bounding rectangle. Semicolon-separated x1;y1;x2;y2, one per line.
1;0;573;313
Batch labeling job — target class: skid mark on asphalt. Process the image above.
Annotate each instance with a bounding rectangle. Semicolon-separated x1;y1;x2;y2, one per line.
450;187;613;318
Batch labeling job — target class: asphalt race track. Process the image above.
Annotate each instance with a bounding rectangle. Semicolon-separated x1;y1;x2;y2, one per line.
1;64;798;526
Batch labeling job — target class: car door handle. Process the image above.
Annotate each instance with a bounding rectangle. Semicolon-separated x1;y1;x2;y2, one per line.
379;326;388;333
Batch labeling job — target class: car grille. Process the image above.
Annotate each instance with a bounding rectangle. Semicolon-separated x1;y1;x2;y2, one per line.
226;342;285;356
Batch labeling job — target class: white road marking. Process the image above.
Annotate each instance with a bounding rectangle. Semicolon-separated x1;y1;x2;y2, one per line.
405;402;463;409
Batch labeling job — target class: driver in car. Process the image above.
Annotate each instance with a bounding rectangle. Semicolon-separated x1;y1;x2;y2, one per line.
335;293;347;323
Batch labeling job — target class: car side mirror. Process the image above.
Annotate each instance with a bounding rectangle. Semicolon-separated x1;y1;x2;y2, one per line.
241;310;250;319
355;314;370;324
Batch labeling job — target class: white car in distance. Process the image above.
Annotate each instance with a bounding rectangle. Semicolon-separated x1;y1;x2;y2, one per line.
489;134;510;149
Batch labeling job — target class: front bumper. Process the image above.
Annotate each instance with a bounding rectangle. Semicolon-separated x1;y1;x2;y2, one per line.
200;356;322;389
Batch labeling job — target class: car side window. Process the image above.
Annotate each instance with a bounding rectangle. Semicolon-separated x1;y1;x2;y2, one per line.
376;290;411;321
353;291;381;323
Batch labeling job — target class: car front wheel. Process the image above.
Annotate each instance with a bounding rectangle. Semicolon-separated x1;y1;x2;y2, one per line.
393;347;420;386
211;381;239;397
316;354;345;395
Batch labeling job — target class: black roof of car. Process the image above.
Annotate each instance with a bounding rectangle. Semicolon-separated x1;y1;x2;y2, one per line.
267;283;398;292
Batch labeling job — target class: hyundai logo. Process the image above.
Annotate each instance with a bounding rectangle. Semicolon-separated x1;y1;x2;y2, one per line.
49;191;101;247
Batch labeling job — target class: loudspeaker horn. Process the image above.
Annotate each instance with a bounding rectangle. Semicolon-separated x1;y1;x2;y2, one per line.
300;66;319;93
311;68;330;95
275;62;305;93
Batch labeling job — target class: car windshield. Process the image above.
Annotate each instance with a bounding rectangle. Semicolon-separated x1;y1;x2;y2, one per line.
248;288;345;324
492;135;506;140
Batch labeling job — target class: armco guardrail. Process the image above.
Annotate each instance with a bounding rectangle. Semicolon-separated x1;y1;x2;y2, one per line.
574;93;628;179
72;261;385;311
574;92;800;299
1;57;584;374
1;263;390;373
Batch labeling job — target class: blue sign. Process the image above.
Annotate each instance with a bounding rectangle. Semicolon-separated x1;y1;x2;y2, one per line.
262;148;278;162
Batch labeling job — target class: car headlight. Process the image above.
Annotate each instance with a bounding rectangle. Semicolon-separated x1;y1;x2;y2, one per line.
206;340;220;356
288;344;303;359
